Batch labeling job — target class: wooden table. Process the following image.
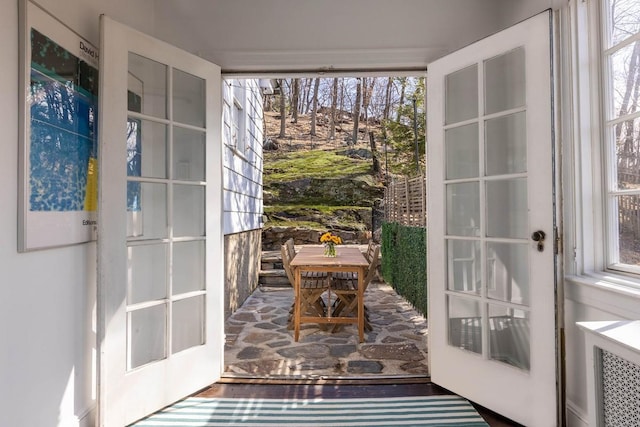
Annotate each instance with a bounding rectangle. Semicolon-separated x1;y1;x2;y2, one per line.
290;246;369;343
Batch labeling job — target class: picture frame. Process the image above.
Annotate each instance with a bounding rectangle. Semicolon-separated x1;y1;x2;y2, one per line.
18;0;99;251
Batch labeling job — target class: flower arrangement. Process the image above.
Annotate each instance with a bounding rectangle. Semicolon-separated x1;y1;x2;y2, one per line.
320;231;342;257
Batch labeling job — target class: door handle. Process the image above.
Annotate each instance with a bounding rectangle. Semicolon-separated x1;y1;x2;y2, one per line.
531;230;546;252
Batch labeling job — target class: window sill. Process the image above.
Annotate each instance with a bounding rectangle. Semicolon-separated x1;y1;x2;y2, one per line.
565;273;640;319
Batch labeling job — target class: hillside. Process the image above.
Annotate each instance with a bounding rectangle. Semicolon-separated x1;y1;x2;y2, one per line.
261;111;385;249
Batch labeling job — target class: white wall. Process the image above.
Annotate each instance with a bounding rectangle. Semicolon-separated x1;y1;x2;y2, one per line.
222;79;264;235
0;1;153;426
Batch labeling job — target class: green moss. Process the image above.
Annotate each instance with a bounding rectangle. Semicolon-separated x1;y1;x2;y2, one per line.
264;150;372;184
264;205;371;215
264;205;372;231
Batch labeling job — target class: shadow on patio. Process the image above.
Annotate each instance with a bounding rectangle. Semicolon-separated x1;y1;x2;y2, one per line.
223;279;429;379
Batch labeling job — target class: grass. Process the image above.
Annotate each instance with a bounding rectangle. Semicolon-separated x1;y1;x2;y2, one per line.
264;150;372;183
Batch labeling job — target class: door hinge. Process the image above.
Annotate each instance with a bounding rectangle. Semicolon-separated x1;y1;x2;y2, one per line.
554;227;561;255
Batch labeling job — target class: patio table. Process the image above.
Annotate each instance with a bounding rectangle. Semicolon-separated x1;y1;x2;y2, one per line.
290;246;369;343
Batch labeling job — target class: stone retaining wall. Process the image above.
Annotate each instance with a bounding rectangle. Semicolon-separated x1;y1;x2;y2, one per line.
262;226;372;250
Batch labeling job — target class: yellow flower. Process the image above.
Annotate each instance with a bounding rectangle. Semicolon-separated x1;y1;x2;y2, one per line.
320;231;342;245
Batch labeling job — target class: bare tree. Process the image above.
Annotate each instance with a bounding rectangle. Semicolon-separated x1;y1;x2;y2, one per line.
330;78;338;140
278;79;286;138
383;77;393;120
352;78;362;144
310;78;320;136
397;77;407;122
291;78;300;123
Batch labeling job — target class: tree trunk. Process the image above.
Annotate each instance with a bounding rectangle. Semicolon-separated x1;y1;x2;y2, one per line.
291;78;299;123
310;78;320;136
330;78;338;140
369;131;380;174
278;79;286;138
383;77;393;120
397;78;407;122
352;78;362;145
304;78;314;114
362;78;375;135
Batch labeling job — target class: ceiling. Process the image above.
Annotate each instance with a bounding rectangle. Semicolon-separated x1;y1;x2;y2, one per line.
150;0;560;74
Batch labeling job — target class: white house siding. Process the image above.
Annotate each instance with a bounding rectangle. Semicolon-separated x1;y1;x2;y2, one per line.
222;78;264;235
221;78;264;318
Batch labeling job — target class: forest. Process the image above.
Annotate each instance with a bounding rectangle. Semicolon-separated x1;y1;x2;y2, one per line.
264;76;425;178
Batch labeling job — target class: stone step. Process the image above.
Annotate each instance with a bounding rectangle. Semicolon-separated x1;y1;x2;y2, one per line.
258;270;291;287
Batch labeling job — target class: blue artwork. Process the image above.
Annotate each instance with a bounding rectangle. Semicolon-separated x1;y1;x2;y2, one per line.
29;29;98;212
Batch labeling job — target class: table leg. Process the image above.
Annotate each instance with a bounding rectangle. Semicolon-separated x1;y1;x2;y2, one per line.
358;267;364;343
294;268;301;342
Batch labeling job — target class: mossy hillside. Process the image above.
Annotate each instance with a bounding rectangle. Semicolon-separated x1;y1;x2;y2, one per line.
264;205;372;231
264;150;384;207
264;149;371;182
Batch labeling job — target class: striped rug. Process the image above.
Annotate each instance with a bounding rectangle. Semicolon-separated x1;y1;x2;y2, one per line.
130;395;490;426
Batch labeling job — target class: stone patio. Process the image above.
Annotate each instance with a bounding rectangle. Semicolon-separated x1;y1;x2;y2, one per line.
224;280;429;378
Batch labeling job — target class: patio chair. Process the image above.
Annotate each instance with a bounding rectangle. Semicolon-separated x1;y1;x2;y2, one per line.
281;241;330;329
330;244;380;332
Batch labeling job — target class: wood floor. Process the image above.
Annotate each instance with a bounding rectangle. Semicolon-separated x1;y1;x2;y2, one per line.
196;379;523;427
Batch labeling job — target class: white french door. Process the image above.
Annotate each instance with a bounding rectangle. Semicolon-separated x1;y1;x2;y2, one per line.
427;11;558;426
97;16;224;426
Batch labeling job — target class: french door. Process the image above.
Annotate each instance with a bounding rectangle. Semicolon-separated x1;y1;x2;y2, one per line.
97;16;224;426
426;11;558;426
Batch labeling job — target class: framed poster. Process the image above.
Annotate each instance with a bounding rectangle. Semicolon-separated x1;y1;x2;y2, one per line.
18;1;99;251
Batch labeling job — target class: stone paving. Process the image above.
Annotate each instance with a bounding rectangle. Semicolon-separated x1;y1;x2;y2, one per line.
224;280;429;378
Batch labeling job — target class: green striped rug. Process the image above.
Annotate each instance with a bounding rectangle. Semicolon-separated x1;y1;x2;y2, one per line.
130;395;490;426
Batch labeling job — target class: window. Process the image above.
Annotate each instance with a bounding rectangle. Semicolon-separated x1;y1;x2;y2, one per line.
231;81;246;154
600;0;640;273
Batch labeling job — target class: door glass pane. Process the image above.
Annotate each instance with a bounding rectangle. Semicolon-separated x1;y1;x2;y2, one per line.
484;48;525;114
448;295;482;354
485;112;526;176
173;184;205;237
615;195;640;266
486;179;527;238
173;127;205;181
127;244;167;304
446;123;479;179
129;304;166;369
445;64;478;124
172;296;204;354
127;118;167;179
173;69;205;128
126;182;167;238
487;243;529;305
447;240;481;295
489;304;530;371
128;53;167;119
446;182;480;237
173;241;205;294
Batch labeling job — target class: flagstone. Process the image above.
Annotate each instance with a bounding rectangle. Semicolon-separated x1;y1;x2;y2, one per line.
359;343;425;361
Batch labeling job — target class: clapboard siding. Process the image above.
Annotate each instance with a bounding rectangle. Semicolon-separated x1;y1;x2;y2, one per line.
222;78;264;235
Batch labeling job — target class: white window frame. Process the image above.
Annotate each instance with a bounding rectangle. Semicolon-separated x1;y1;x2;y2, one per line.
232;81;247;155
566;0;640;294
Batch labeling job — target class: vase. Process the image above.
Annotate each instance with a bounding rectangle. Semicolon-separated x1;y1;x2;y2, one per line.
324;243;337;257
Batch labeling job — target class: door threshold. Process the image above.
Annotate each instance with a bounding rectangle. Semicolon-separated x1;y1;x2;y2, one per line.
219;374;431;385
